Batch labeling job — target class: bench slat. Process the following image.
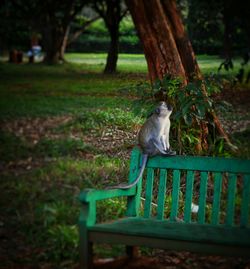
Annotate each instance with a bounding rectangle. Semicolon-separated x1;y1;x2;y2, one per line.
211;172;223;225
240;174;250;227
198;172;208;224
170;170;180;221
157;169;167;220
184;170;194;223
226;173;237;226
144;168;154;218
147;155;250;174
126;148;142;217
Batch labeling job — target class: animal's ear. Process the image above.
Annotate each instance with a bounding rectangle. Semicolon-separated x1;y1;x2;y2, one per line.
155;108;160;114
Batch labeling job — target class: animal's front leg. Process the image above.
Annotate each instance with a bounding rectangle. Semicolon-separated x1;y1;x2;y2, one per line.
151;138;167;155
161;135;167;151
163;132;176;156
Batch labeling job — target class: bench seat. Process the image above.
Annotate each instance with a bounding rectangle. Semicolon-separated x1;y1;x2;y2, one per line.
90;217;250;248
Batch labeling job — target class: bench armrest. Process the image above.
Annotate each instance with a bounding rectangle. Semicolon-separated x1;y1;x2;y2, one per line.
79;187;137;203
79;187;137;226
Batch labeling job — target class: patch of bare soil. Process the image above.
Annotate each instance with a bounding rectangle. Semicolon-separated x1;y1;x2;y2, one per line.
83;125;138;159
0;116;74;175
1;116;73;144
1;115;138;172
89;253;250;269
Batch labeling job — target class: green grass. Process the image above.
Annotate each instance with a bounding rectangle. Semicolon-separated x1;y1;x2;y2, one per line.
0;94;134;118
65;53;148;72
64;53;247;75
0;54;249;267
0;63;145;119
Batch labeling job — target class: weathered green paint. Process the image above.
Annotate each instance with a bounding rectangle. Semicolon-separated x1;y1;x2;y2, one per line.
78;147;250;268
79;188;135;203
157;169;167;220
198;172;208;224
184;170;194;223
170;170;180;221
240;175;250;227
144;168;154;218
126;148;142;217
226;173;237;226
146;154;250;174
211;172;223;225
90;218;250;247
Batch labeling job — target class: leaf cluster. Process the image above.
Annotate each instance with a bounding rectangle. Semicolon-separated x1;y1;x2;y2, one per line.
153;76;214;126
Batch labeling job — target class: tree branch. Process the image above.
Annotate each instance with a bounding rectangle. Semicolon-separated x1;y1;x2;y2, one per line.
120;8;128;21
67;15;100;45
93;1;106;18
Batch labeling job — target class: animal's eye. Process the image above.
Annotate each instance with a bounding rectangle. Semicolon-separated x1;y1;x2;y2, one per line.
155;108;160;114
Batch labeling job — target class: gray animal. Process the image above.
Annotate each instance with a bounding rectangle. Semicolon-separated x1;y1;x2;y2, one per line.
107;101;176;190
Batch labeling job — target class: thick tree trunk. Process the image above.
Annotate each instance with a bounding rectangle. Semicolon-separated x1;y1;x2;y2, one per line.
104;27;119;73
126;0;187;83
161;0;201;81
43;42;61;64
42;24;66;64
126;0;236;152
93;0;125;74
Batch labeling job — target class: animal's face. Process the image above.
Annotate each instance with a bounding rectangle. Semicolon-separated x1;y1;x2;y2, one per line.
155;102;173;117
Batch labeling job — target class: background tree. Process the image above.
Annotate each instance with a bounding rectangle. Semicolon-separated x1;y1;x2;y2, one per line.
7;0;87;64
0;1;31;53
92;0;128;73
187;0;223;55
187;0;250;59
60;14;100;61
39;0;86;64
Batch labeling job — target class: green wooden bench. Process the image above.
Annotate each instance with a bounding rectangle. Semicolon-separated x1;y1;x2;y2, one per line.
79;147;250;268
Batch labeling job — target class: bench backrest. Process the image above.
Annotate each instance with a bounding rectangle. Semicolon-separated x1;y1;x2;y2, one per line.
127;147;250;228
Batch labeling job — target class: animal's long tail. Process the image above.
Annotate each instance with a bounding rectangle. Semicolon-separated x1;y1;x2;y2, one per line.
106;154;148;190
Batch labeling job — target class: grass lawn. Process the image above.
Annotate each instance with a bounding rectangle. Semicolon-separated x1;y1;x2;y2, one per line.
0;54;249;268
65;53;245;74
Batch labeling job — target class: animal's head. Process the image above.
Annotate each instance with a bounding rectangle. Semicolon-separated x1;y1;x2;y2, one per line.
155;101;173;117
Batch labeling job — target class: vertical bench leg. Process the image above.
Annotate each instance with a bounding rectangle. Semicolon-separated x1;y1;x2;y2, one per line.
82;241;93;269
126;246;139;259
79;201;96;269
79;218;93;269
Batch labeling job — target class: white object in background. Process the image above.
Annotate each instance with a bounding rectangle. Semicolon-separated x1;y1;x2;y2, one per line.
191;202;199;213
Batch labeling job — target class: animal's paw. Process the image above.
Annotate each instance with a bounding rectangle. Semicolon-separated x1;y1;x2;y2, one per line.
165;149;176;156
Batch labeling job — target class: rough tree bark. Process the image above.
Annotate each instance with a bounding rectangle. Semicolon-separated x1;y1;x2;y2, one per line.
161;0;201;81
126;0;235;152
126;0;186;83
